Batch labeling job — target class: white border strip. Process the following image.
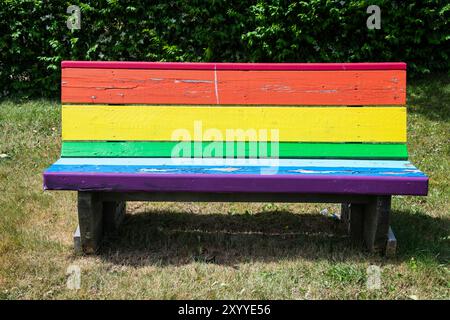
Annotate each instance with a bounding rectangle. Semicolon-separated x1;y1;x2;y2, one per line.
55;158;415;168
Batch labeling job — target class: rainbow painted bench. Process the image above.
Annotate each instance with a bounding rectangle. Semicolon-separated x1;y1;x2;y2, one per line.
43;61;428;255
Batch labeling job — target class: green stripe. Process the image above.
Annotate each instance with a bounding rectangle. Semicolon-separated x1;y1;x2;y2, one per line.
61;142;408;159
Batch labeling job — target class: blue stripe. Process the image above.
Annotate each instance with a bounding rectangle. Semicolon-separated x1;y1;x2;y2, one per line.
46;164;426;177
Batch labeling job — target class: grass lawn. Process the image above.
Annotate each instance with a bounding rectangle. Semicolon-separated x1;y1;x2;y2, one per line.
0;74;449;299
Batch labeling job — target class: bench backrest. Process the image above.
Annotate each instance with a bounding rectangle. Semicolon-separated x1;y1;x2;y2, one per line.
60;62;407;160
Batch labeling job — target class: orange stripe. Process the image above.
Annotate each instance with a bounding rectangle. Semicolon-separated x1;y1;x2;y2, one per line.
62;68;406;105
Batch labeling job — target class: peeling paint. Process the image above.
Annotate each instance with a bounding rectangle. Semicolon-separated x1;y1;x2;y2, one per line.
96;85;139;90
139;168;176;173
305;89;338;94
289;169;339;174
174;79;213;84
206;167;241;172
261;84;294;92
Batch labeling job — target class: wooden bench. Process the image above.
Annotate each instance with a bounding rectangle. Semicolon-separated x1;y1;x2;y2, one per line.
43;61;428;256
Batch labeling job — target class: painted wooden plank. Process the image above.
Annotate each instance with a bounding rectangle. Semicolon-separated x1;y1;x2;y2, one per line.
45;164;427;177
218;70;405;105
62;61;407;71
61;141;408;159
61;69;406;105
61;105;407;142
52;158;417;169
43;172;429;195
63;69;216;105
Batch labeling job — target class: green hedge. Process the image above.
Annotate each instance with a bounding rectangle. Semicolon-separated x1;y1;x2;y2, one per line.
1;0;449;98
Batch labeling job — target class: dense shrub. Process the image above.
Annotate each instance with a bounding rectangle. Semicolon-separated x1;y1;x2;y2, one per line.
1;0;449;98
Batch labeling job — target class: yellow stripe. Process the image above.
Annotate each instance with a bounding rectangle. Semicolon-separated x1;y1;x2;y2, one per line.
62;105;406;142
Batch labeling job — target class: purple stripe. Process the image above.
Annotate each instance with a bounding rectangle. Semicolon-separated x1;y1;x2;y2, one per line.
61;61;407;71
43;172;428;196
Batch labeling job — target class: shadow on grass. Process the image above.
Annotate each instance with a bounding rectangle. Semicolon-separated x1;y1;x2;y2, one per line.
97;208;449;267
391;210;450;262
407;73;450;121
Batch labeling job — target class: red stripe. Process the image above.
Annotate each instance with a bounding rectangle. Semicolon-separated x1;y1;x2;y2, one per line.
61;61;407;71
61;68;406;105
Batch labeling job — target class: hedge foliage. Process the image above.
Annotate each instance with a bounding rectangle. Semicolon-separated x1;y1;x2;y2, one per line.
1;0;449;98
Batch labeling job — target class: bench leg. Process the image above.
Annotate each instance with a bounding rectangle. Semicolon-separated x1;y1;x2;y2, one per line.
340;203;350;232
77;192;103;254
346;196;392;255
363;196;391;254
103;201;126;233
349;203;365;243
341;202;364;241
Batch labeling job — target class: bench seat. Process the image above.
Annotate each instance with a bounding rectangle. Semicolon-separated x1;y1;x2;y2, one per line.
44;158;428;195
